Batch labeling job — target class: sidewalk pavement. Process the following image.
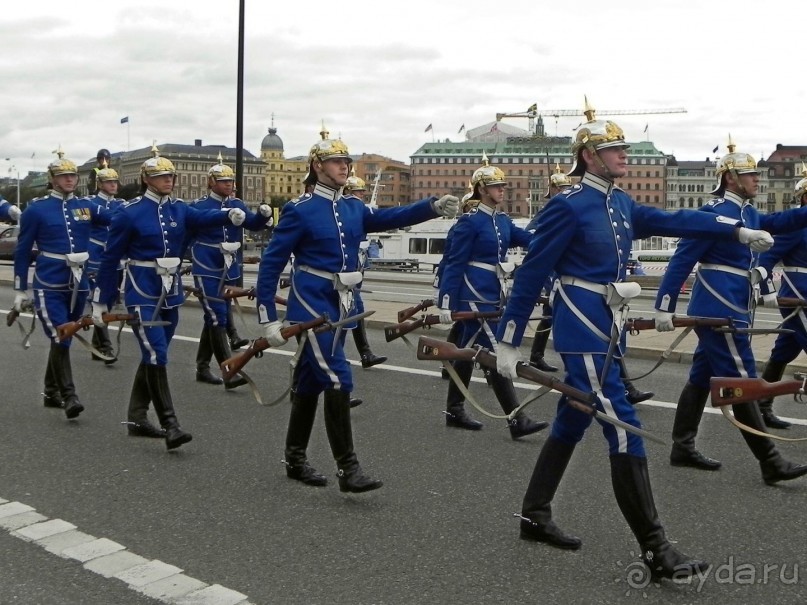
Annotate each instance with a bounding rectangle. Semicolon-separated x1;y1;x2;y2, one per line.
1;265;802;372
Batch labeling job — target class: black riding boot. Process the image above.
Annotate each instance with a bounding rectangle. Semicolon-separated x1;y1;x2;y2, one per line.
444;360;483;430
91;325;116;364
127;363;164;438
529;317;558;372
669;382;721;470
210;326;248;390
619;357;654;405
52;343;83;419
757;359;792;429
284;391;327;486
519;436;582;549
226;305;249;350
732;401;807;485
441;323;462;379
323;389;383;493
145;364;192;450
488;369;548;439
353;319;387;369
610;454;709;580
43;344;62;408
195;327;223;385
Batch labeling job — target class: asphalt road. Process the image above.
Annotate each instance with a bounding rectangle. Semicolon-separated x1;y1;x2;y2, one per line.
1;284;807;604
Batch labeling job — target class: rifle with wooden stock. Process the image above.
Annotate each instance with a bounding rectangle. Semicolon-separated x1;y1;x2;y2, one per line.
56;312;137;341
396;295;550;324
626;316;732;332
709;375;807;442
385;310;503;343
243;256;261;265
416;336;665;444
776;297;807;308
710;374;807;407
223;286;256;300
220;316;328;381
183;284;202;298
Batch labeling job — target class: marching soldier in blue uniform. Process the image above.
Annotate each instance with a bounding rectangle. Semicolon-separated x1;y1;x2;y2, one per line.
436;155;547;438
343;170;387;375
86;161;124;363
190;154;272;389
756;165;807;428
435;188;477;382
92;145;246;448
0;194;21;222
656;140;807;481
12;148;111;419
256;126;458;492
527;165;653;404
523;166;569;374
495;100;774;579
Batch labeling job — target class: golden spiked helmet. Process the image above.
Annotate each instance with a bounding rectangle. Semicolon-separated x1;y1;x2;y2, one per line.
711;134;758;194
141;142;176;180
569;96;629;177
308;122;351;164
471;152;506;190
48;145;78;177
545;163;572;198
345;166;366;191
208;151;235;181
96;159;119;183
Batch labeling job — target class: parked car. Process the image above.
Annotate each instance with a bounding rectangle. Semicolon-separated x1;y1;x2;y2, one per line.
0;225;38;262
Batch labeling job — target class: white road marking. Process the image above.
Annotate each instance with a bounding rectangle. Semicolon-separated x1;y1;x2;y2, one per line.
0;498;254;604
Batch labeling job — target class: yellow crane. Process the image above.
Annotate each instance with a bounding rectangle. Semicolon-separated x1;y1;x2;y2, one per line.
495;103;687;135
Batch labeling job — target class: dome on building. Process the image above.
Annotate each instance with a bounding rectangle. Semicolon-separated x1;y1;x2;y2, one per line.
261;127;284;151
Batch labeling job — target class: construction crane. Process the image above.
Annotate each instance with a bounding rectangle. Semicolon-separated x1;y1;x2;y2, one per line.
495;103;687;136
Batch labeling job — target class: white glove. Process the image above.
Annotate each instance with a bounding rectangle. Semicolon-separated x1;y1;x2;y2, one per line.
228;208;246;226
263;320;287;347
655;310;675;332
761;293;779;308
432;195;459;218
12;290;30;312
496;343;523;380
7;205;21;221
258;204;272;218
737;227;774;253
266;216;274;227
437;308;454;324
91;302;108;328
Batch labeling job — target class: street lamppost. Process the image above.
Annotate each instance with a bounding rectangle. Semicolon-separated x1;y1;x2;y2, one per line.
8;165;20;207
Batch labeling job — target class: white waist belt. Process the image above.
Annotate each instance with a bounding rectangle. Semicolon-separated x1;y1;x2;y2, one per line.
782;266;807;274
40;251;70;260
89;238;105;247
559;276;608;295
297;265;335;281
128;260;160;268
698;263;750;278
468;261;497;272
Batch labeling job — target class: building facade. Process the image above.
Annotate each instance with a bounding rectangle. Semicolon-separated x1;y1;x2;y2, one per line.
764;144;807;211
260;126;308;201
410;124;668;218
78;141;265;205
666;156;771;213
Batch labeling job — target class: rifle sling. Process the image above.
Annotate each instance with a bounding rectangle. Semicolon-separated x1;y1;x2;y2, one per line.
70;331;116;361
625;326;694;382
719;407;807;442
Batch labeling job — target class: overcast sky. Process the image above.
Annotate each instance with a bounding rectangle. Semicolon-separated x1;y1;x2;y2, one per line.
2;0;804;176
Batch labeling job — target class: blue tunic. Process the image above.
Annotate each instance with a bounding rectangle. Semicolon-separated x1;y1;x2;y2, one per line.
497;172;744;456
256;182;438;393
13;190;110;344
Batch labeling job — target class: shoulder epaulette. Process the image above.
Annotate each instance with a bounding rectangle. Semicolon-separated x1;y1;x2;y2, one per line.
562;184;583;197
292;193;313;205
123;196;144;207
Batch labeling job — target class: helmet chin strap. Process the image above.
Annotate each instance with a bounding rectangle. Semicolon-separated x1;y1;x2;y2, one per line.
585;143;614;180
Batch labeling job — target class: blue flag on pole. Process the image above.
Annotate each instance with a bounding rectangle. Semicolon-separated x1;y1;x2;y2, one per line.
120;116;129;124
